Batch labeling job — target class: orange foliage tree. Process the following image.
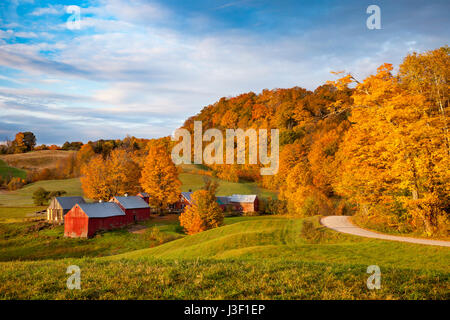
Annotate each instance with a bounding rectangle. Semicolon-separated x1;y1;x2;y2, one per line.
76;144;95;168
333;61;449;235
81;149;140;201
179;189;224;235
140;145;181;212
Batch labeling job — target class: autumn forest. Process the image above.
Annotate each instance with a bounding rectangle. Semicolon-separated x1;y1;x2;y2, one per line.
178;47;449;237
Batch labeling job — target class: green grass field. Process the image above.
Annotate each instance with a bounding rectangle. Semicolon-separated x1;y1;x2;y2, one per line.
0;216;448;299
0;159;27;180
0;178;83;207
109;217;449;272
0;206;46;222
0;215;184;262
180;172;277;199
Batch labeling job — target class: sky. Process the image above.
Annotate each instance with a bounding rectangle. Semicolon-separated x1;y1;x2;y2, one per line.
0;0;449;145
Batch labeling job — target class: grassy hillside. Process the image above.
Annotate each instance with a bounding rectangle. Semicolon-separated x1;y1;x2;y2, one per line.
0;216;183;262
0;216;448;299
0;206;46;222
0;159;27;180
0;178;83;207
2;258;448;299
180;172;277;199
0;150;75;171
109;217;450;272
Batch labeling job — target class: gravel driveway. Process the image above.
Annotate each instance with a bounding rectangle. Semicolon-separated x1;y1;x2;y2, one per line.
320;215;450;247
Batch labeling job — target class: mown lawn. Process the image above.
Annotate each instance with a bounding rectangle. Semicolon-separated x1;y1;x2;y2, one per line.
0;171;447;300
109;217;450;272
0;206;46;222
0;255;448;300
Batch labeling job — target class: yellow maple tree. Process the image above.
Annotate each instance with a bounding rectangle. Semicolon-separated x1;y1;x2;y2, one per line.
333;62;449;235
80;149;140;201
140;145;181;212
179;189;224;234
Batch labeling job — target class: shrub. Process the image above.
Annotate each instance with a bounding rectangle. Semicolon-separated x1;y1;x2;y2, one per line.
264;198;287;215
300;197;320;216
33;187;51;206
335;200;356;216
144;227;176;245
48;190;67;198
32;188;66;205
301;220;325;243
7;177;24;191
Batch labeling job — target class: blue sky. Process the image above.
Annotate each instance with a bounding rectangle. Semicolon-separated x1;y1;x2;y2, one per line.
0;0;449;145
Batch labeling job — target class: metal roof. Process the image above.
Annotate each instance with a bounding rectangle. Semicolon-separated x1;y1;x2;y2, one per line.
181;192;193;203
112;196;150;209
229;194;257;203
216;196;230;205
54;196;86;210
78;202;126;218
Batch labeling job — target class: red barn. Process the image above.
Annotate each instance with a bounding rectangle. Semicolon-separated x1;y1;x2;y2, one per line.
137;192;150;204
229;194;259;212
167;192;193;212
64;202;127;238
216;196;230;211
110;196;151;222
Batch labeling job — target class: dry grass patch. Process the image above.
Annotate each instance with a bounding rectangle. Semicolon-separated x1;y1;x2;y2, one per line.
0;150;75;171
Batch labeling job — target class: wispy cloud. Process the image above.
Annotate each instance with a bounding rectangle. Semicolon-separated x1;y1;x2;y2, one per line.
0;0;448;144
30;5;62;16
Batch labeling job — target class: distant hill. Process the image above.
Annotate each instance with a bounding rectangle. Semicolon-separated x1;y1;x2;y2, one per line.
0;159;27;180
0;150;75;171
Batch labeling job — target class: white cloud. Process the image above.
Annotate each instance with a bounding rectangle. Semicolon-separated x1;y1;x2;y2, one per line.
97;0;170;23
30;5;61;16
0;0;448;144
0;30;14;39
14;31;38;38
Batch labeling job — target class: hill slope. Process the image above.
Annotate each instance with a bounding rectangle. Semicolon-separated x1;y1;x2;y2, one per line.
1;216;448;299
109;216;450;272
0;178;82;207
0;150;75;171
0;160;27;180
179;172;277;199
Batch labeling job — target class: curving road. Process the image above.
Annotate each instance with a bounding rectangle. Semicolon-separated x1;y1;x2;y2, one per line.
320;215;450;247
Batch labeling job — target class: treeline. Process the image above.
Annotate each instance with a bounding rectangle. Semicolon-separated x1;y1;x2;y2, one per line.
0;135;153;190
0;133;148;155
0;132;37;154
31;136;153;181
180;46;449;236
